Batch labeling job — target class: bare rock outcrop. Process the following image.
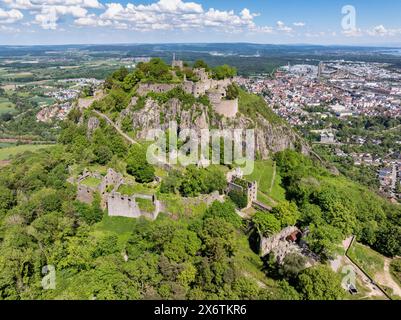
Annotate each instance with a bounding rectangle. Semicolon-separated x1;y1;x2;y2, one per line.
87;116;100;136
123;97;309;158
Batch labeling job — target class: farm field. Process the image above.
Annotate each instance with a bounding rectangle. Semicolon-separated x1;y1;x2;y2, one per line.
0;97;16;114
0;144;54;161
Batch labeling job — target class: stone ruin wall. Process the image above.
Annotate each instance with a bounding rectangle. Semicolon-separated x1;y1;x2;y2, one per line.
75;169;104;204
213;98;238;118
260;226;299;257
77;185;95;204
226;176;258;209
107;192;158;220
99;168;123;195
247;180;258;205
107;192;141;218
136;76;232;100
137;83;179;96
75;168;158;220
227;182;244;194
135;76;237;117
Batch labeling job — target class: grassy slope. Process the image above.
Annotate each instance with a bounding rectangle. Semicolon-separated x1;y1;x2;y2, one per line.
238;89;284;125
136;198;155;212
390;259;401;288
0;97;16;114
81;177;102;188
118;183;155;195
348;242;385;279
0;144;54;161
244;159;286;204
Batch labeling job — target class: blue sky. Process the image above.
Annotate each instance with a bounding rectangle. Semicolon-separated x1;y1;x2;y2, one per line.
0;0;401;46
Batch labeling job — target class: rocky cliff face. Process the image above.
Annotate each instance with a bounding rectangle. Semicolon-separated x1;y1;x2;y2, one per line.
118;97;309;158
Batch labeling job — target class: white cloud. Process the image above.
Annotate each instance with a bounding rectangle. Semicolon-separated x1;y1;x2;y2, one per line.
10;0;390;41
255;25;273;33
367;25;388;36
0;7;23;23
366;25;401;37
293;22;305;27
339;24;401;38
74;0;262;32
341;27;363;37
276;20;292;33
2;0;103;9
34;5;88;29
0;23;20;31
2;0;103;29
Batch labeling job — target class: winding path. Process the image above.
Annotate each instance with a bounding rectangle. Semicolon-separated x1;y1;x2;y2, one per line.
375;258;401;298
93;110;138;145
342;237;388;299
341;237;401;299
268;161;277;194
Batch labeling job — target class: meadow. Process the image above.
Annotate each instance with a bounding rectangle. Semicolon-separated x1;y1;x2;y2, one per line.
245;159;286;205
348;242;385;278
0;97;16;114
0;144;54;161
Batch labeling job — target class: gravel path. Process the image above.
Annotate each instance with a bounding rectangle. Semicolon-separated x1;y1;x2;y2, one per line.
375;258;401;298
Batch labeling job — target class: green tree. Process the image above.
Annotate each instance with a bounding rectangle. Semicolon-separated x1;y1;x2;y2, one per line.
279;253;307;280
271;201;300;228
200;218;237;261
212;64;237;80
123;71;142;91
111;67;129;82
126;144;155;183
296;265;345;300
299;203;323;226
232;277;260;299
203;166;226;194
81;85;94;97
163;229;201;263
305;223;343;260
160;170;183;194
193;60;209;70
73;193;103;225
228;189;248;209
0;186;15;211
226;83;240;100
179;166;205;197
137;58;172;82
374;224;401;257
253;212;281;237
93;145;113;165
204;200;242;228
312;186;357;236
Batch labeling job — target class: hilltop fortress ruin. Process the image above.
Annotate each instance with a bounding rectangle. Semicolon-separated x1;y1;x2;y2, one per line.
73;168;160;220
137;57;239;118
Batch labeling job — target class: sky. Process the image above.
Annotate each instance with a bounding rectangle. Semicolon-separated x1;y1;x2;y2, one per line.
0;0;401;46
